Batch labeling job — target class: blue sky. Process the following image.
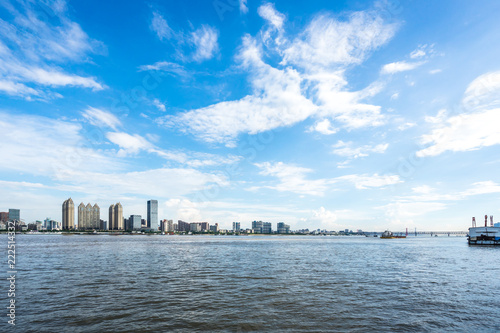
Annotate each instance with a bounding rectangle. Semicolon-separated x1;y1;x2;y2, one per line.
1;0;500;231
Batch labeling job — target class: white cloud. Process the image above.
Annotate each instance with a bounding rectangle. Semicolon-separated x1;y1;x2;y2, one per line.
418;71;500;157
240;0;249;14
153;99;166;112
465;181;500;196
417;108;500;157
283;11;396;69
0;1;105;97
410;49;426;59
336;173;401;189
332;141;388;158
309;119;338;135
163;36;317;146
381;60;425;74
191;25;219;62
0;80;40;98
0;112;119;177
253;162;331;196
258;3;286;30
397;122;416;131
56;168;227;199
82;107;122;130
150;11;173;41
138;61;189;78
166;9;396;145
429;69;442;74
106;132;153;156
308;207;340;230
252;161;401;195
462;71;500;109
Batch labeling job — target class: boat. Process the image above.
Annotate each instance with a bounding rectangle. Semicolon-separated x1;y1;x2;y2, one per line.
380;230;406;239
468;215;500;245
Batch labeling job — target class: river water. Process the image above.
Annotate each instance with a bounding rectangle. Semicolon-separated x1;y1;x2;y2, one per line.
1;234;499;332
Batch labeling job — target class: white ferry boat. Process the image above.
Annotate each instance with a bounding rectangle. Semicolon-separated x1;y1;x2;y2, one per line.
468;215;500;245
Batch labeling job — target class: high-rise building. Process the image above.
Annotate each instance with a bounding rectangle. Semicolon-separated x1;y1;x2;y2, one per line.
277;222;290;234
92;204;100;229
8;209;20;222
232;222;241;232
108;203;123;230
77;202;99;229
177;220;190;232
78;202;86;229
262;222;272;234
109;204;115;230
252;221;263;233
147;200;158;230
62;198;75;230
129;215;142;230
115;203;123;230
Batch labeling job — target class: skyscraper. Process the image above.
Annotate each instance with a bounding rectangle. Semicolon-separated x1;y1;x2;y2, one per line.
92;204;100;229
128;215;141;230
114;202;123;230
233;222;241;232
78;202;86;229
62;198;75;230
109;204;115;230
147;200;158;230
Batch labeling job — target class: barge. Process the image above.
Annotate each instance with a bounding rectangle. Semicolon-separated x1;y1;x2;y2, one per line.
468;215;500;245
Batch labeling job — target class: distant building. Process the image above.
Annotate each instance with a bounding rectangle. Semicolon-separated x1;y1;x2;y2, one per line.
210;223;219;232
199;222;209;231
147;200;158;231
166;219;174;232
128;215;142;231
0;211;9;222
190;223;201;232
177;220;190;232
100;220;107;230
232;222;241;232
62;198;75;230
160;219;174;232
252;221;263;233
44;218;61;231
262;222;272;234
9;208;20;222
277;222;290;234
109;203;123;230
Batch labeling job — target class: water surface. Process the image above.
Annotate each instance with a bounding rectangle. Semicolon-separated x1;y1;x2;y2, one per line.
1;235;499;332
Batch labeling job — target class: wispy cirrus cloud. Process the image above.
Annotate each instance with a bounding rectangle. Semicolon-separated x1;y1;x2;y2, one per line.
191;25;219;62
0;0;106;98
250;161;401;196
147;10;219;63
82;107;122;130
150;11;174;41
332;141;388;158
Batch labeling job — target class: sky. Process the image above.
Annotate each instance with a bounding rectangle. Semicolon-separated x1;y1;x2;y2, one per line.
1;0;500;231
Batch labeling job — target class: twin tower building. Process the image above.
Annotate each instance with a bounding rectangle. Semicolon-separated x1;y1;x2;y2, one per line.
62;198;157;230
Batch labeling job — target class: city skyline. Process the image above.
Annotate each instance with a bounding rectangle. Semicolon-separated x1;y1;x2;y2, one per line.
1;1;500;231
